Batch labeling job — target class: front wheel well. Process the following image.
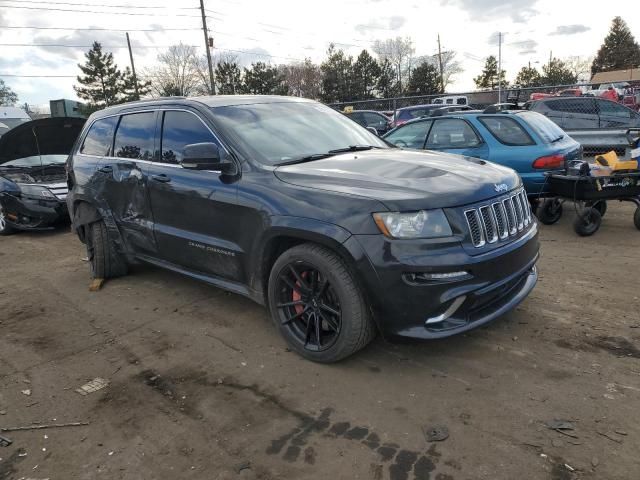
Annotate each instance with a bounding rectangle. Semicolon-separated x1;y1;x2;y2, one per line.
260;235;363;305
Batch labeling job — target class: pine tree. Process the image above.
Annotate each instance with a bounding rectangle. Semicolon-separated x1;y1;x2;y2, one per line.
320;44;354;103
514;66;542;87
541;58;577;86
0;79;18;106
351;50;381;100
74;42;122;108
406;61;440;96
120;67;151;103
591;17;640;75
376;58;397;98
215;61;242;94
474;56;507;89
241;62;287;95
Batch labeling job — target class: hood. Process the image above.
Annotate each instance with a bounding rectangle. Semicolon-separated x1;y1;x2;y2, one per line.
0;117;85;164
274;149;521;211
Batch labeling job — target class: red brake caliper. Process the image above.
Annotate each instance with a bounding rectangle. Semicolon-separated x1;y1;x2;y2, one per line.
292;272;307;315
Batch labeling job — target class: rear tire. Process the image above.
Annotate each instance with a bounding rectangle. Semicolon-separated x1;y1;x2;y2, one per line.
0;203;15;236
267;243;375;363
573;207;602;236
87;220;128;279
537;199;563;225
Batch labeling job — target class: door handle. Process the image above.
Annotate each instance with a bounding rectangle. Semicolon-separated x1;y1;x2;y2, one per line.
97;165;113;174
151;174;171;183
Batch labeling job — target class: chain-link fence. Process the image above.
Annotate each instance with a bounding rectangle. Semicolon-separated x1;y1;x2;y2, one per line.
328;82;640;131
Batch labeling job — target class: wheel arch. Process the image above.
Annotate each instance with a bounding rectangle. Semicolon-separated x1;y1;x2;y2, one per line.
255;217;362;305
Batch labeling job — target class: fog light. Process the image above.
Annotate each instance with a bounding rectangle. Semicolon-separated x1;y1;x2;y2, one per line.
405;271;470;284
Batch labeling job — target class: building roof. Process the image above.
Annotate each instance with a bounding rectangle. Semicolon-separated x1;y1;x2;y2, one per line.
591;68;640;84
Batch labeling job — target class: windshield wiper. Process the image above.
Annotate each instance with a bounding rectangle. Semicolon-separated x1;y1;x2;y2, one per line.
274;153;336;166
551;135;565;143
328;145;379;154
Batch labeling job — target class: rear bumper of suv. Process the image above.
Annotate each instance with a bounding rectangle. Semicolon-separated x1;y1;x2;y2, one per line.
345;223;539;340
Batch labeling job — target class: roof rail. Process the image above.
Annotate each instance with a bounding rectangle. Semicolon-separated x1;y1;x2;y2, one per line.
483;103;518;114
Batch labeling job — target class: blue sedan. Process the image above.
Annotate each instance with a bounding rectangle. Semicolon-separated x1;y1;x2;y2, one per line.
382;110;582;198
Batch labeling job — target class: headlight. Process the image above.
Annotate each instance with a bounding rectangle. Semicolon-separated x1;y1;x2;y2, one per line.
373;209;453;239
18;184;55;199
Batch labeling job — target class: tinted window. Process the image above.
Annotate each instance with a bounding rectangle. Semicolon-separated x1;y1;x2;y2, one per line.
363;112;387;127
346;112;364;125
113;112;155;160
456;98;466;105
479;116;535;146
80;116;118;156
384;120;432;149
598;100;632;118
161;111;217;164
516;111;566;143
426;118;481;148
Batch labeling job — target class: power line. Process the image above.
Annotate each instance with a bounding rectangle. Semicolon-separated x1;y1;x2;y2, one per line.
0;4;203;17
0;0;199;9
0;25;201;32
0;43;199;48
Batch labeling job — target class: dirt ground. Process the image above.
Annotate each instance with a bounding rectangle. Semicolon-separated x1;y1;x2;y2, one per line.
1;202;639;480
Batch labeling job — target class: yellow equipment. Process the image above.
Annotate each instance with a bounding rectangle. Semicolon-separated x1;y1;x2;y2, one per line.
595;151;638;172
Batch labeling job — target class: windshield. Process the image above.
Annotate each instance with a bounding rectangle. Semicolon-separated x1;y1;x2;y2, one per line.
516;111;566;143
210;101;388;165
1;154;68;168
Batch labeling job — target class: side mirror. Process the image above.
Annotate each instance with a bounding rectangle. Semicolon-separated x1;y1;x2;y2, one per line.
366;126;379;136
181;142;234;173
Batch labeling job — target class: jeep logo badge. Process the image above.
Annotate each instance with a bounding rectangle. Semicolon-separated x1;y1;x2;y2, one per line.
494;183;509;193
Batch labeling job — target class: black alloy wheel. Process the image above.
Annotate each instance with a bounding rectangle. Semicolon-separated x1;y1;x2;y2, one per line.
268;243;375;362
274;261;342;352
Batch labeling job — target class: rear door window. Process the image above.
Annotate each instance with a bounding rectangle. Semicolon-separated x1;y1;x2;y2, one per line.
113;112;156;160
597;100;632;118
160;110;218;164
363;112;387;128
479;116;535;146
80;116;119;156
426;118;481;148
385;120;432;149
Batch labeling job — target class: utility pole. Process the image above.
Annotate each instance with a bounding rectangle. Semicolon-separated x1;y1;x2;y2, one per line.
125;32;140;100
199;0;216;95
437;34;445;93
497;32;502;103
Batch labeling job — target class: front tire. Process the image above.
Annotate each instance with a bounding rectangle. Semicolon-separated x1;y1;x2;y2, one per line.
537;199;563;225
0;203;15;236
87;220;128;279
267;243;375;363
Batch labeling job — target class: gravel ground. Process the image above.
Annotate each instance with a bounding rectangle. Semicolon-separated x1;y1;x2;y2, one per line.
1;202;639;480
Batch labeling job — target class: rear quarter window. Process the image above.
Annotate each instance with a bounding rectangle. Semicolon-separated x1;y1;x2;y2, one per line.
479;116;535;146
80;116;119;156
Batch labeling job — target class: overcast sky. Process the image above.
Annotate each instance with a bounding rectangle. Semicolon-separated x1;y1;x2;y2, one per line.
1;0;637;108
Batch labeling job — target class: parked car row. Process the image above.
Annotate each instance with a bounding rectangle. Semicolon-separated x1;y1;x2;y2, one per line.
525;96;640;129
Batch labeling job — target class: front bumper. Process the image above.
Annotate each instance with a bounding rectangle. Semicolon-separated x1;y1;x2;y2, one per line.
0;193;68;230
345;224;539;340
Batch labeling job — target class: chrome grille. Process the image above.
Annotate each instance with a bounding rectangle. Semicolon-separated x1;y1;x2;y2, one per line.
47;182;68;201
491;202;509;239
465;188;533;248
464;210;485;247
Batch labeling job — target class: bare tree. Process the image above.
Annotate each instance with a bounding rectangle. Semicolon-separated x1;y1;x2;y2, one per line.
563;56;594;83
144;43;206;97
440;51;463;90
281;58;321;99
372;37;415;93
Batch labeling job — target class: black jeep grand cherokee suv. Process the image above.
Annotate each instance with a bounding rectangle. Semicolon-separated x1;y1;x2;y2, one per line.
67;96;539;362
